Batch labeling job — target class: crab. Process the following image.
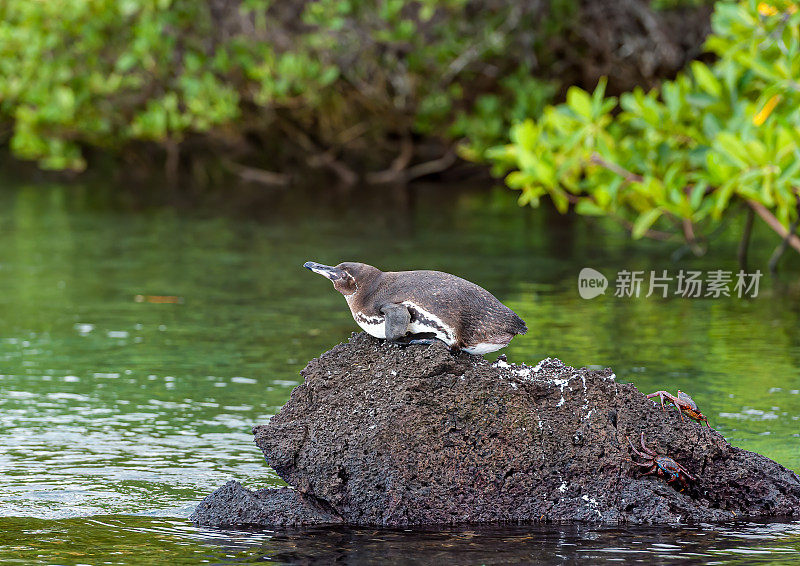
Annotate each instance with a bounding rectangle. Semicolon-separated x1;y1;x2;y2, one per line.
627;432;697;489
647;389;711;427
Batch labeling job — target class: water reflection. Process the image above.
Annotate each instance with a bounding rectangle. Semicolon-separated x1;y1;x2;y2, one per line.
199;521;800;565
1;516;799;565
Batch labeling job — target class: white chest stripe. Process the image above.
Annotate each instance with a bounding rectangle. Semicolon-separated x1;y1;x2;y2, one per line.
347;300;456;345
351;310;386;339
344;294;386;338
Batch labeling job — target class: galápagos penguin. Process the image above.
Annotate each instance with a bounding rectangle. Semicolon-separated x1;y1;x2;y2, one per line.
303;261;527;354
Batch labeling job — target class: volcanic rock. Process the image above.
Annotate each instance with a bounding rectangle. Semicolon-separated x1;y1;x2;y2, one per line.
192;332;800;526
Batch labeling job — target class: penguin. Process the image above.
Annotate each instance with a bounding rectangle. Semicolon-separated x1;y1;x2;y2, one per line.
303;261;527;354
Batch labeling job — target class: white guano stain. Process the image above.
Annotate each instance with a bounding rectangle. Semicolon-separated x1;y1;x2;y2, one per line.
552;377;571;407
581;494;602;518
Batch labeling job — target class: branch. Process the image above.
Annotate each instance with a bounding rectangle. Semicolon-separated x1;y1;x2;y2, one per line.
589;154;800;256
223;160;290;187
682;219;705;255
364;136;415;184
365;149;457;185
164;139;180;184
738;207;755;271
334;122;370;146
590;153;643;183
585;154;678;241
308;151;359;186
442;5;524;83
278;116;358;186
405;150;457;181
746;199;800;255
563;193;673;241
768;196;800;272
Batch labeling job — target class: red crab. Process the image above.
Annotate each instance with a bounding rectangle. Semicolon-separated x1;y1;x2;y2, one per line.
627;432;697;489
647;389;711;427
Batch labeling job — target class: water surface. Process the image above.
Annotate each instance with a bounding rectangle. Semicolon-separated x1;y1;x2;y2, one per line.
1;177;799;564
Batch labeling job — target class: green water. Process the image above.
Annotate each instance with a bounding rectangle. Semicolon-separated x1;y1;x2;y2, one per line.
1;178;799;564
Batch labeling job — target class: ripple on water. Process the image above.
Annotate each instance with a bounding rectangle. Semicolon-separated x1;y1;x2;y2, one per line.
0;183;799;563
5;517;799;565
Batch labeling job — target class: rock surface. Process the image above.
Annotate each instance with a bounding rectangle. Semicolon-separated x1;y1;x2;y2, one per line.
192;332;800;527
191;481;341;527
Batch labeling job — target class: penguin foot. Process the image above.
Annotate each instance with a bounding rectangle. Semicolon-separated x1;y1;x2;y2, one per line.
389;338;437;348
407;337;460;355
406;338;436;346
388;334;455;352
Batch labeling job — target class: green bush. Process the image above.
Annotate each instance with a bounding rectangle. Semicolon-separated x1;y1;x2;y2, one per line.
0;0;555;172
0;0;712;177
486;0;800;255
0;1;241;170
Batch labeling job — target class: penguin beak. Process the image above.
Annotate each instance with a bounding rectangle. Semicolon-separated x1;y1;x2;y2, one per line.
303;261;345;281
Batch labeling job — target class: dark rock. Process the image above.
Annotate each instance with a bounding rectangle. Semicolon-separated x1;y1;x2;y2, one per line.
189;481;341;527
193;332;800;527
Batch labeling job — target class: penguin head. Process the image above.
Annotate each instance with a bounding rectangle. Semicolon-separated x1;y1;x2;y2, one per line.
303;261;379;296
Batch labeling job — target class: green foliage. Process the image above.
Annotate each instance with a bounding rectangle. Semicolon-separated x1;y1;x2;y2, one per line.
452;70;556;162
0;0;555;172
0;0;241;170
487;0;800;250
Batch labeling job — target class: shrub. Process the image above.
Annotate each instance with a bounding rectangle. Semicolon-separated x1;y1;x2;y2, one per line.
0;0;553;173
0;1;241;170
0;0;710;179
486;0;800;259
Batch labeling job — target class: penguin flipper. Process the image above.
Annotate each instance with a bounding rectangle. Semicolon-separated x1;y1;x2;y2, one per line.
380;303;411;342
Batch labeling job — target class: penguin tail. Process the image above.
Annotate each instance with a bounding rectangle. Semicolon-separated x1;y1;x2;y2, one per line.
514;315;528;335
